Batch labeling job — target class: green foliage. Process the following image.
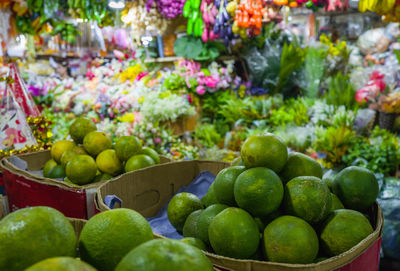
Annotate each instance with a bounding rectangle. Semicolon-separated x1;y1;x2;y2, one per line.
273;43;306;95
342;128;400;175
194;124;223;148
324;72;356;109
269;99;309;128
304;47;326;98
174;36;226;61
162;73;187;91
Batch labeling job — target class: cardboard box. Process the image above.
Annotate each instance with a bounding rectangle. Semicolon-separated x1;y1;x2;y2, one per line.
94;161;383;271
0;150;171;219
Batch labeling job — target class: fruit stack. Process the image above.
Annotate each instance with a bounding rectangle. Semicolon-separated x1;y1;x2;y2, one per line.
168;133;379;264
43;118;161;186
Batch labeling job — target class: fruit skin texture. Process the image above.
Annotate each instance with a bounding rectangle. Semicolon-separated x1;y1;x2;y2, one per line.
96;149;123;176
66;155;98;185
234;167;284;217
167;192;204;232
51;140;76;163
125;154;155;172
284;176;332;224
263;215;319;264
180;237;207;250
280;152;323;183
197;204;229;245
69;117;96;144
141;147;160;164
115;239;214;271
208;207;260;259
48;165;66;179
25;257;96;271
114;136;142;161
43;159;58;177
92;173;113;183
320;209;374;256
79;208;153;271
0;206;76;271
333;166;379;211
201;182;219;207
183;209;203;238
83;131;112;157
214;166;245;205
240;133;288;173
330;193;344;211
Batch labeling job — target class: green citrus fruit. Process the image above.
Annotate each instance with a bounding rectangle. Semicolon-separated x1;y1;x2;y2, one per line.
79;208;153;271
280;152;323;183
283;176;332;224
65;155;97;185
167;192;203;232
234;167;284;217
331;193;344;211
69;117;96;144
208;207;260;259
51;140;76;163
115;239;214;271
83;131;112;157
201;182;219;207
333;166;379;211
263;215;319;264
180;237;207;250
183;209;203;238
92;173;113;183
114;136;142;161
25;257;96;271
125;154;155;173
196;204;229;245
320;209;374;256
240;133;288;173
43;159;58;178
141;147;160;164
0;207;76;271
213;166;245;205
48;165;66;179
60;150;78;168
96;149;123;176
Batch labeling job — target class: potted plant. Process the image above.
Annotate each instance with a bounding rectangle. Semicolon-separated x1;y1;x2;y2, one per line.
377;92;400;131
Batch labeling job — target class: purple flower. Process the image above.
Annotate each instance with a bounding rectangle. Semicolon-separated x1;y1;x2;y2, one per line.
28;85;41;96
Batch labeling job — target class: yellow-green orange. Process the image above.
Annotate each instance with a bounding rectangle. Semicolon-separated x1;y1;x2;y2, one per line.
125;154;155;173
60;150;78;168
0;207;76;271
333;166;378;211
115;239;214;271
183;209;203;238
25;257;96;271
331;193;344;211
66;155;97;185
43;159;57;178
114;136;142;161
240;133;288;173
72;145;88;155
201;182;219;207
51;140;76;163
141;147;160;164
83;131;112;157
234;167;284;217
48;165;66;179
167;192;203;232
208;207;260;259
280;152;323;183
196;204;229;245
96;149;122;176
320;209;374;256
214;166;245;205
79;208;153;271
283;176;332;224
69;117;96;144
180;237;207;250
93;173;113;183
263;216;319;264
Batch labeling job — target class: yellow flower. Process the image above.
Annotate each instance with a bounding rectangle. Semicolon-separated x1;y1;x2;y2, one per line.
118;113;135;123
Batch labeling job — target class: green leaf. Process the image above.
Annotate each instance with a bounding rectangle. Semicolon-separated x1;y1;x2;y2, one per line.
174;36;203;59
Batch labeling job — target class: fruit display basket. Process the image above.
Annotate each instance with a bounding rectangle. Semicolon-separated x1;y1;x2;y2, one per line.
94;161;384;271
0;150;171;219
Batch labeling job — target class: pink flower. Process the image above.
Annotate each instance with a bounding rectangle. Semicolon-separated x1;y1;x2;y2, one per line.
136;72;148;81
154;137;162;144
370;71;385;81
375;80;386;92
355;89;369;104
204;76;218;88
196;85;206;95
